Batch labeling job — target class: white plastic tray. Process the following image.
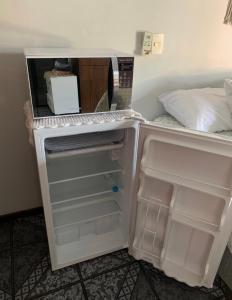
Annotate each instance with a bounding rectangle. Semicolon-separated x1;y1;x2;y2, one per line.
133;199;169;259
161;220;214;286
138;174;173;206
142;140;232;192
172;186;226;232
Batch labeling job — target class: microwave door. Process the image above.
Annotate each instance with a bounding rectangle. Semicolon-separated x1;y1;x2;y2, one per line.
78;58;110;113
108;56;134;112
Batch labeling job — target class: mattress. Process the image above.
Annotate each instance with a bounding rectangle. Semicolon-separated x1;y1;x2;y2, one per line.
153;114;232;140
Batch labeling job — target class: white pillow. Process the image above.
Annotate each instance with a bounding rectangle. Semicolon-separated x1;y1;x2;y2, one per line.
224;79;232;111
225;79;232;96
158;88;232;132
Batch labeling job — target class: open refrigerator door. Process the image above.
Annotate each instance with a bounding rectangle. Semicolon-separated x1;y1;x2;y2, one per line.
129;122;232;288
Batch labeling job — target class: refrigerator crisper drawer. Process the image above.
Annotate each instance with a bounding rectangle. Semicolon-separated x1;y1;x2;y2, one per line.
53;196;121;245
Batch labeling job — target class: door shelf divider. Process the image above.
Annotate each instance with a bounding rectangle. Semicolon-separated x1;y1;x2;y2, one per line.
133;196;170;261
142;166;230;199
160;217;215;287
170;185;227;234
138;196;170;210
138;173;174;207
171;211;219;235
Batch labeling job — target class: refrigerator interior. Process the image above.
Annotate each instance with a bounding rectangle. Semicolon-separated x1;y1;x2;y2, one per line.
45;127;136;268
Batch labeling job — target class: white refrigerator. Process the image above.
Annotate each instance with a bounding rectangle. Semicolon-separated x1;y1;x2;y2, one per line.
31;110;232;289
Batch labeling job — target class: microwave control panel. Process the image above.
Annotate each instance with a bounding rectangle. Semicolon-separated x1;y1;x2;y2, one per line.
118;57;134;89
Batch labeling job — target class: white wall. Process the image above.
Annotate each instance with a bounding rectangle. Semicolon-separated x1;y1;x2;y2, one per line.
0;0;232;214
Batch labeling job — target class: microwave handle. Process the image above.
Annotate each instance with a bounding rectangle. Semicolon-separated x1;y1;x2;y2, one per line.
109;57;120;111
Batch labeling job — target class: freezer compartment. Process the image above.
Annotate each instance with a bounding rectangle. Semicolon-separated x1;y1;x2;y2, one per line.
138;174;173;206
162;221;214;286
133;199;169;260
53;195;120;245
45;130;125;154
172;186;226;232
142;138;232;192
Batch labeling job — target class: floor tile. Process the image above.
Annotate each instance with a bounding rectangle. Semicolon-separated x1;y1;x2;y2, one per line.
1;210;232;300
37;283;85;300
141;261;221;300
80;248;134;279
29;264;80;298
0;290;12;300
130;272;158;300
118;262;157;300
13;214;47;248
0;250;11;299
0;221;11;251
84;265;128;299
15;256;49;300
199;275;232;299
14;243;48;296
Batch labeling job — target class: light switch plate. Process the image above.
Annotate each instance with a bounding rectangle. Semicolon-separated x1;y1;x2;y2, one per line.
152;33;164;54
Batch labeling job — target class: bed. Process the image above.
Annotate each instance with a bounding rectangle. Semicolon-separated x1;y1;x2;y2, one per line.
153;114;232;141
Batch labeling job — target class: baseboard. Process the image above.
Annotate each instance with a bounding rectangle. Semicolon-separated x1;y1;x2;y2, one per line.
219;247;232;290
0;206;43;221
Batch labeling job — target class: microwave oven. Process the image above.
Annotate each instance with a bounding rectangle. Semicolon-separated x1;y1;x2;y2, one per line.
24;48;134;119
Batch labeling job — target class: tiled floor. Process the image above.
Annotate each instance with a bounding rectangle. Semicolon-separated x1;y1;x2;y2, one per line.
0;210;232;300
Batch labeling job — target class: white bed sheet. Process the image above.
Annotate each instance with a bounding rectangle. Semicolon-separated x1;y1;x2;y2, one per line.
153;114;232;140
